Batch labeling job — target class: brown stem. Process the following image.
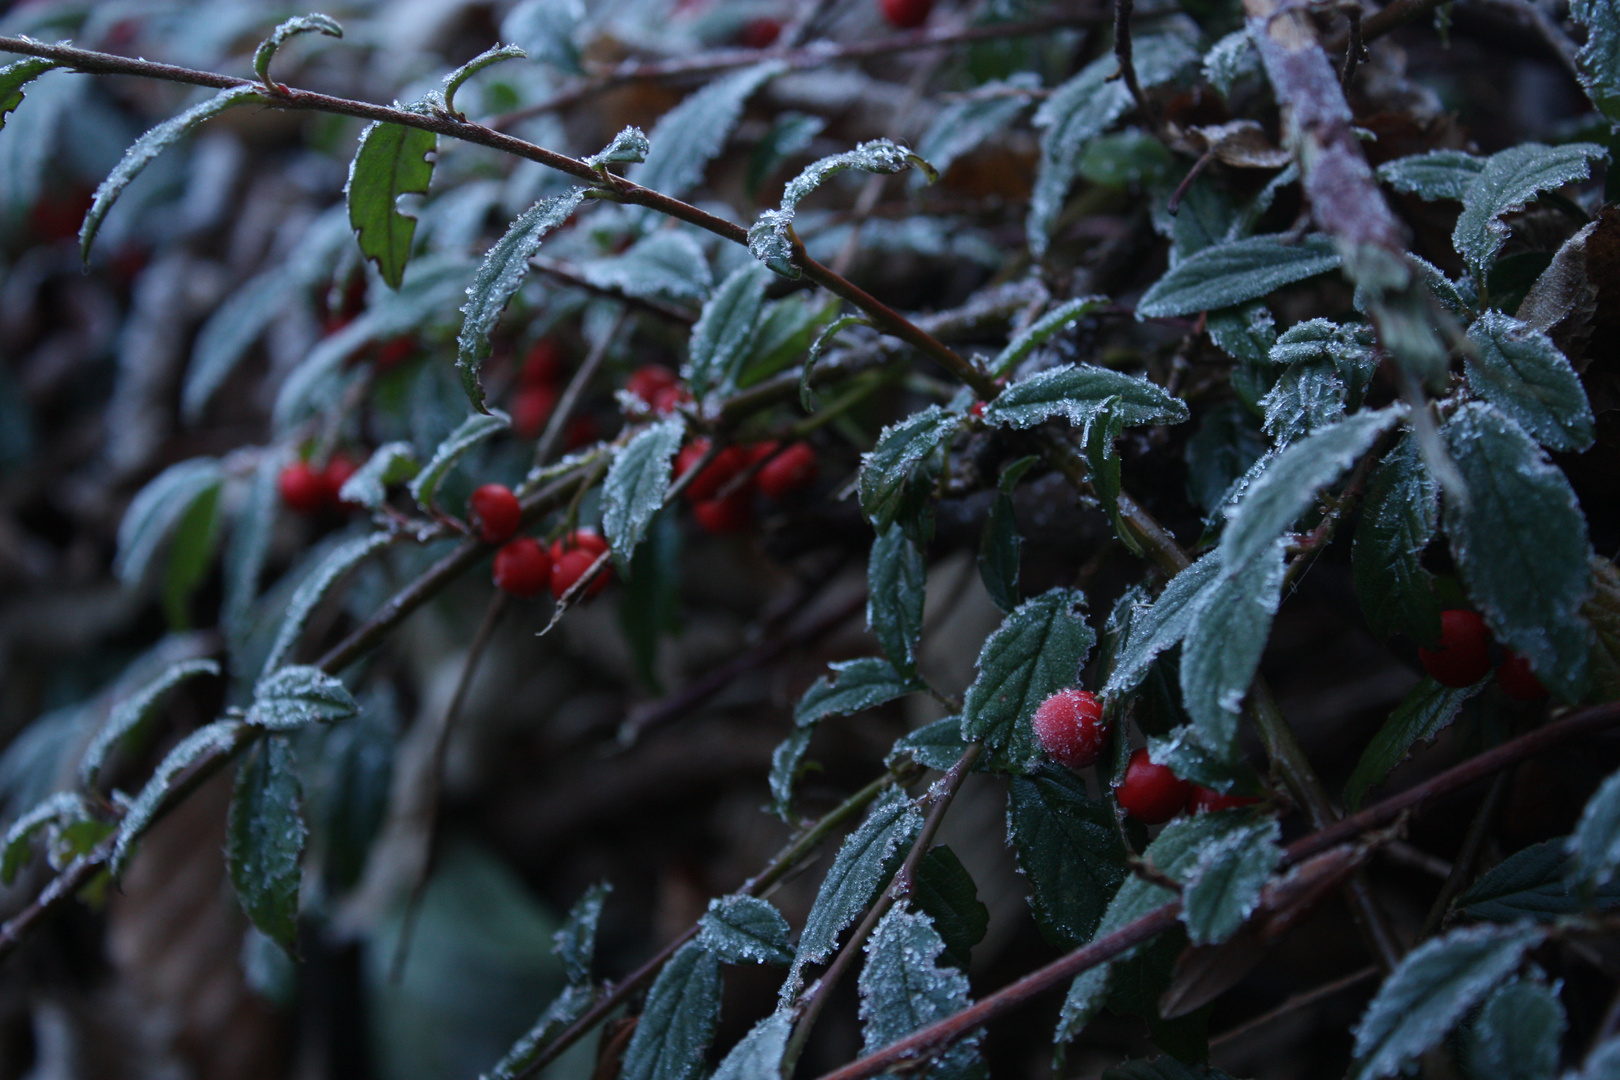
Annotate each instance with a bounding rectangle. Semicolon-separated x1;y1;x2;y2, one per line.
530;257;698;325
1113;0;1157;131
1208;964;1380;1048
1417;769;1508;939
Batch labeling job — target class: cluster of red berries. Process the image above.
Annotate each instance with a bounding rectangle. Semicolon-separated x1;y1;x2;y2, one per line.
278;453;361;515
1031;689;1261;825
490;524;614;603
625;363;693;417
675;438;819;533
512;338;568;439
1417;609;1547;699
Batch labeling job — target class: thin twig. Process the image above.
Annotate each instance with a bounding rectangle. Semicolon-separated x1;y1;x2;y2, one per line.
1417;769;1508;939
1341;4;1368;87
1208;965;1381;1048
388;590;509;982
534;308;628;469
530;257;698;325
1113;0;1158;132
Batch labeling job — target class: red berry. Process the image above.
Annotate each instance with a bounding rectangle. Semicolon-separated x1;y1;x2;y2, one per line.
1188;786;1262;814
1031;689;1107;769
740;16;782;48
469;484;523;545
969;401;986;418
493;538;552;598
693;491;753;534
1496;650;1548;700
278;461;328;515
551;548;610;600
322;452;360;507
650;385;693;415
1418;609;1493;688
880;0;932;29
549;529;610;562
1116;747;1192;825
512;384;559;439
676;440;751;502
626;364;680;404
373;334;416;373
755;442;819;500
523;338;567;385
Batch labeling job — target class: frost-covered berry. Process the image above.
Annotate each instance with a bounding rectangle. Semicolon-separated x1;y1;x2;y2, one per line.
1116;748;1191;825
1418;610;1492;688
1031;689;1106;769
493;538;551;598
469;484;522;545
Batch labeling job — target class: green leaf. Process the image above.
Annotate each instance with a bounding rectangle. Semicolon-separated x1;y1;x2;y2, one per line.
978;487;1022;613
440;43;527;119
1179;544;1287;754
988;297;1109;378
226;735;307;953
161;479;222;629
456;189;586;411
747;112;826;198
1007;764;1129;948
859;406;956;532
603;417;684;566
912;846;989;970
253;13;342;84
801;313;872;410
409;411;510;511
1570;768;1620;891
80;659;220;787
583;230;712;304
620;510;681;691
501;0;585;75
185;270;291;423
1376;149;1486;202
1574;1037;1620;1080
1103;553;1223;698
2;792;97;886
1085;401;1132;549
223;453;281;655
748;140;935;277
0;58;57;132
912;74;1038;188
346;122;437;290
768;727;815;821
483;985;595;1080
868;526;927;677
1353;435;1442;647
858;906;985;1080
1350;923;1545;1080
583;125;649;169
1203;30;1258;97
628;62;785;212
1344;676;1484;810
81;84;264;261
1205;303;1277;365
552;880;611;986
1185;401;1267;516
685;264;770;398
1029;31;1197;256
960;589;1094;769
112;719;247;875
1463;978;1565;1080
698;895;793;965
1573;0;1620;125
1136;235;1340;319
795;658;925;727
1260;363;1345;448
1461;838;1620;921
316;688;396;890
888;717;973;773
737;294;837;388
1443;402;1594;699
247;665;358;731
791;787;922;974
1225;406;1403;573
337;441;418;511
982;363;1188;432
1057;812;1244;1040
1180;812;1281;945
713;1012;792;1080
1464;311;1595;452
1453;143;1607;279
114;458;225;590
262;532;392;675
619;941;722;1080
1079;132;1175;189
